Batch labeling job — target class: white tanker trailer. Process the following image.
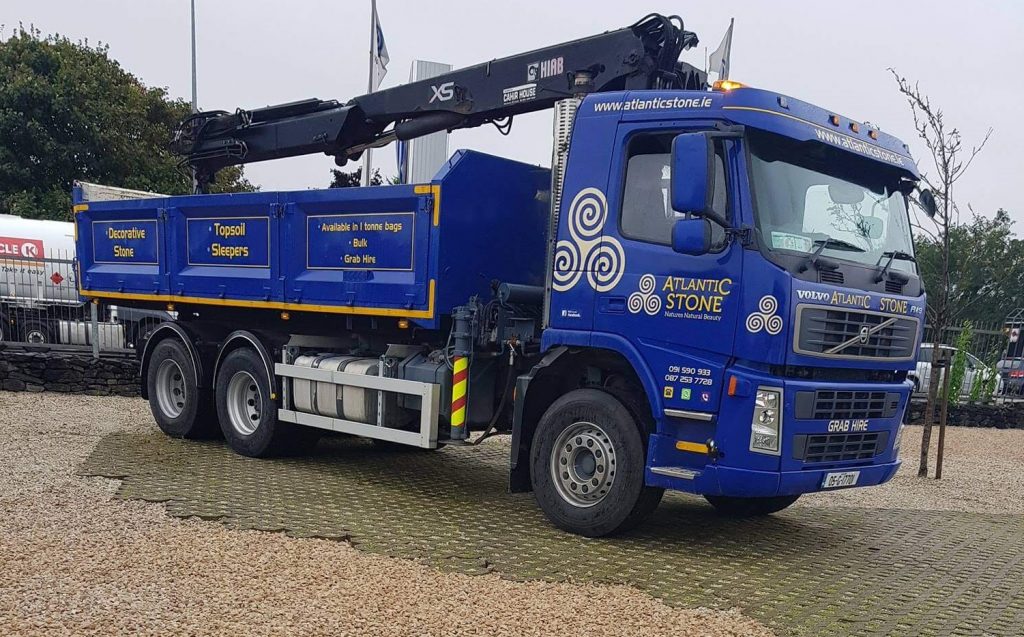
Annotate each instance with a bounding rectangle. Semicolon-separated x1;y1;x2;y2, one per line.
1;183;171;346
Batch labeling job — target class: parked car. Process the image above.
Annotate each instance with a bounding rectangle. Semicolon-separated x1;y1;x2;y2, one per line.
996;357;1024;395
909;343;1002;398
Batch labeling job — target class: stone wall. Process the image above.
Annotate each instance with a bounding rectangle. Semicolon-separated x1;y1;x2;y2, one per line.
0;345;140;396
907;400;1024;430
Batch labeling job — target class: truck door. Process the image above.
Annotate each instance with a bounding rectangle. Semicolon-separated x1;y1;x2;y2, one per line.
595;128;743;414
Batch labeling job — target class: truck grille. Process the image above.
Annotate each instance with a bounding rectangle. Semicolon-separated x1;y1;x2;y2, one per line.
818;270;844;285
884;279;905;294
795;390;901;420
793;432;888;464
795;305;918;361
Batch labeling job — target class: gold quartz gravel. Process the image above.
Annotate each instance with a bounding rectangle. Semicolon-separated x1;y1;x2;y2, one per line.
0;392;773;637
798;423;1024;514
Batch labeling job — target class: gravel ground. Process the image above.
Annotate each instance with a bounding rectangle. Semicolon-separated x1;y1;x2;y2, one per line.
798;424;1024;514
0;391;771;637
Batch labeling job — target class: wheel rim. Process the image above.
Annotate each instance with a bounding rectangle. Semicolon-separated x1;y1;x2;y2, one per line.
226;371;262;436
551;421;617;508
25;327;47;343
154;359;187;419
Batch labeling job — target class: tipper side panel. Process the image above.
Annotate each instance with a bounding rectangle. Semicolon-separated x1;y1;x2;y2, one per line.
279;185;434;319
76;197;166;296
165;191;280;302
77;185;436;322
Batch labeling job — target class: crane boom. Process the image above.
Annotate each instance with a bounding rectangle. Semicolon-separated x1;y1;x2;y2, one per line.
171;14;703;189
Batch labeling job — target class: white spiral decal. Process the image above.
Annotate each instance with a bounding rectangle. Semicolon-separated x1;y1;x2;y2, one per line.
746;295;783;335
627;294;645;314
627;273;661;316
551;239;583;291
567;188;608;242
552;188;625;293
585;238;626;293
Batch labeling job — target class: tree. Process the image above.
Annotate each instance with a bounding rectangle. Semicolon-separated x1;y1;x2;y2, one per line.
329;167;383;188
913;209;1024;325
891;69;992;478
0;27;255;221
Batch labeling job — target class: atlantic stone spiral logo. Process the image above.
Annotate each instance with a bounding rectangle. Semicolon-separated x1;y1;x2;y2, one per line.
627;273;661;316
745;295;784;335
551;188;625;293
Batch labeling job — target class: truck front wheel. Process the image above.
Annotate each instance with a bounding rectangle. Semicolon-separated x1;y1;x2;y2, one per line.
704;495;800;517
530;388;663;537
147;338;217;438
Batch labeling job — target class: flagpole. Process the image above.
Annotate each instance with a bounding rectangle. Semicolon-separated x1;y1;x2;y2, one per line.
190;0;199;193
361;0;376;187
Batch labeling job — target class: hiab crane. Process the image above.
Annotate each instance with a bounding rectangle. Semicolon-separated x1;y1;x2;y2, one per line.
172;14;703;190
74;14;930;537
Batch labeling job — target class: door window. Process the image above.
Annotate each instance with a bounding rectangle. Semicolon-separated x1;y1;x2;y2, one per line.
620;133;728;250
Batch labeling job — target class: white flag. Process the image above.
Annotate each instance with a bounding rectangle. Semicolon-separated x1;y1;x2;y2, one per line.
708;18;734;80
370;0;390;89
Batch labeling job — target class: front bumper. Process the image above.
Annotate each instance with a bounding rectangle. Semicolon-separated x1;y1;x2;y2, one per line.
645;367;910;497
646;457;901;497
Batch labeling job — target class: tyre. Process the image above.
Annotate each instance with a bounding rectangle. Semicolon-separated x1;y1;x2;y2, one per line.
0;312;9;342
704;494;800;517
530;388;663;537
216;347;299;457
19;318;53;344
146;338;218;438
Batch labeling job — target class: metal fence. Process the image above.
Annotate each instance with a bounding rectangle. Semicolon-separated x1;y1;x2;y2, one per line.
1;253;169;356
917;320;1014;401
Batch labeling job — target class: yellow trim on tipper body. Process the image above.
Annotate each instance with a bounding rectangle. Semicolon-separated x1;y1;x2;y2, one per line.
81;279;437;320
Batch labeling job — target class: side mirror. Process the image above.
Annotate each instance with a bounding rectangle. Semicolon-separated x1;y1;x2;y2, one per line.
670;132;730;228
672;218;713;255
918;189;938;218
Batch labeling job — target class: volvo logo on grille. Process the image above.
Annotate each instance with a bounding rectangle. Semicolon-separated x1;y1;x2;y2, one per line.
824;316;899;355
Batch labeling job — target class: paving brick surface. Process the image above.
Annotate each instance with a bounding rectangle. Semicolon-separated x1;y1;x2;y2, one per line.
80;432;1024;637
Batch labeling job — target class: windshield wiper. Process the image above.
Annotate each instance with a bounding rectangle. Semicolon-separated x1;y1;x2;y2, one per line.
874;250;916;283
812;237;866;252
798;237;866;273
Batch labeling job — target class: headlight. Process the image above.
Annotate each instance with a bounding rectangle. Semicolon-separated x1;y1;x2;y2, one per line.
893;423;905;453
750;386;782;455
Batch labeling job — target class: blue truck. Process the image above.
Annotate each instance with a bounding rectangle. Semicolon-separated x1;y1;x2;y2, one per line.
73;15;931;536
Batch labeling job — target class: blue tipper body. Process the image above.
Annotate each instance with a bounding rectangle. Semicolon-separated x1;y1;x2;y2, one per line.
74;151;549;329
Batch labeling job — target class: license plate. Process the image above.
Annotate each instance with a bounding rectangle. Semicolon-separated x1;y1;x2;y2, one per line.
822;471;860;489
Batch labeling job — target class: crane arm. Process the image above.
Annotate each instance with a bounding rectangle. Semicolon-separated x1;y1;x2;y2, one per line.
171;14;703;188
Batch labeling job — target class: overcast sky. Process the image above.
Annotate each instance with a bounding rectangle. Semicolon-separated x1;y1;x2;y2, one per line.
5;1;1022;224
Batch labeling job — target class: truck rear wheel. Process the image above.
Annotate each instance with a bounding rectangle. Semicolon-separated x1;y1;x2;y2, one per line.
530;388;663;537
216;347;308;457
704;495;800;517
147;338;217;438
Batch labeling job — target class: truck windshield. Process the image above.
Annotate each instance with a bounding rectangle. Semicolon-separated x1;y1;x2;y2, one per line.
748;130;917;275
